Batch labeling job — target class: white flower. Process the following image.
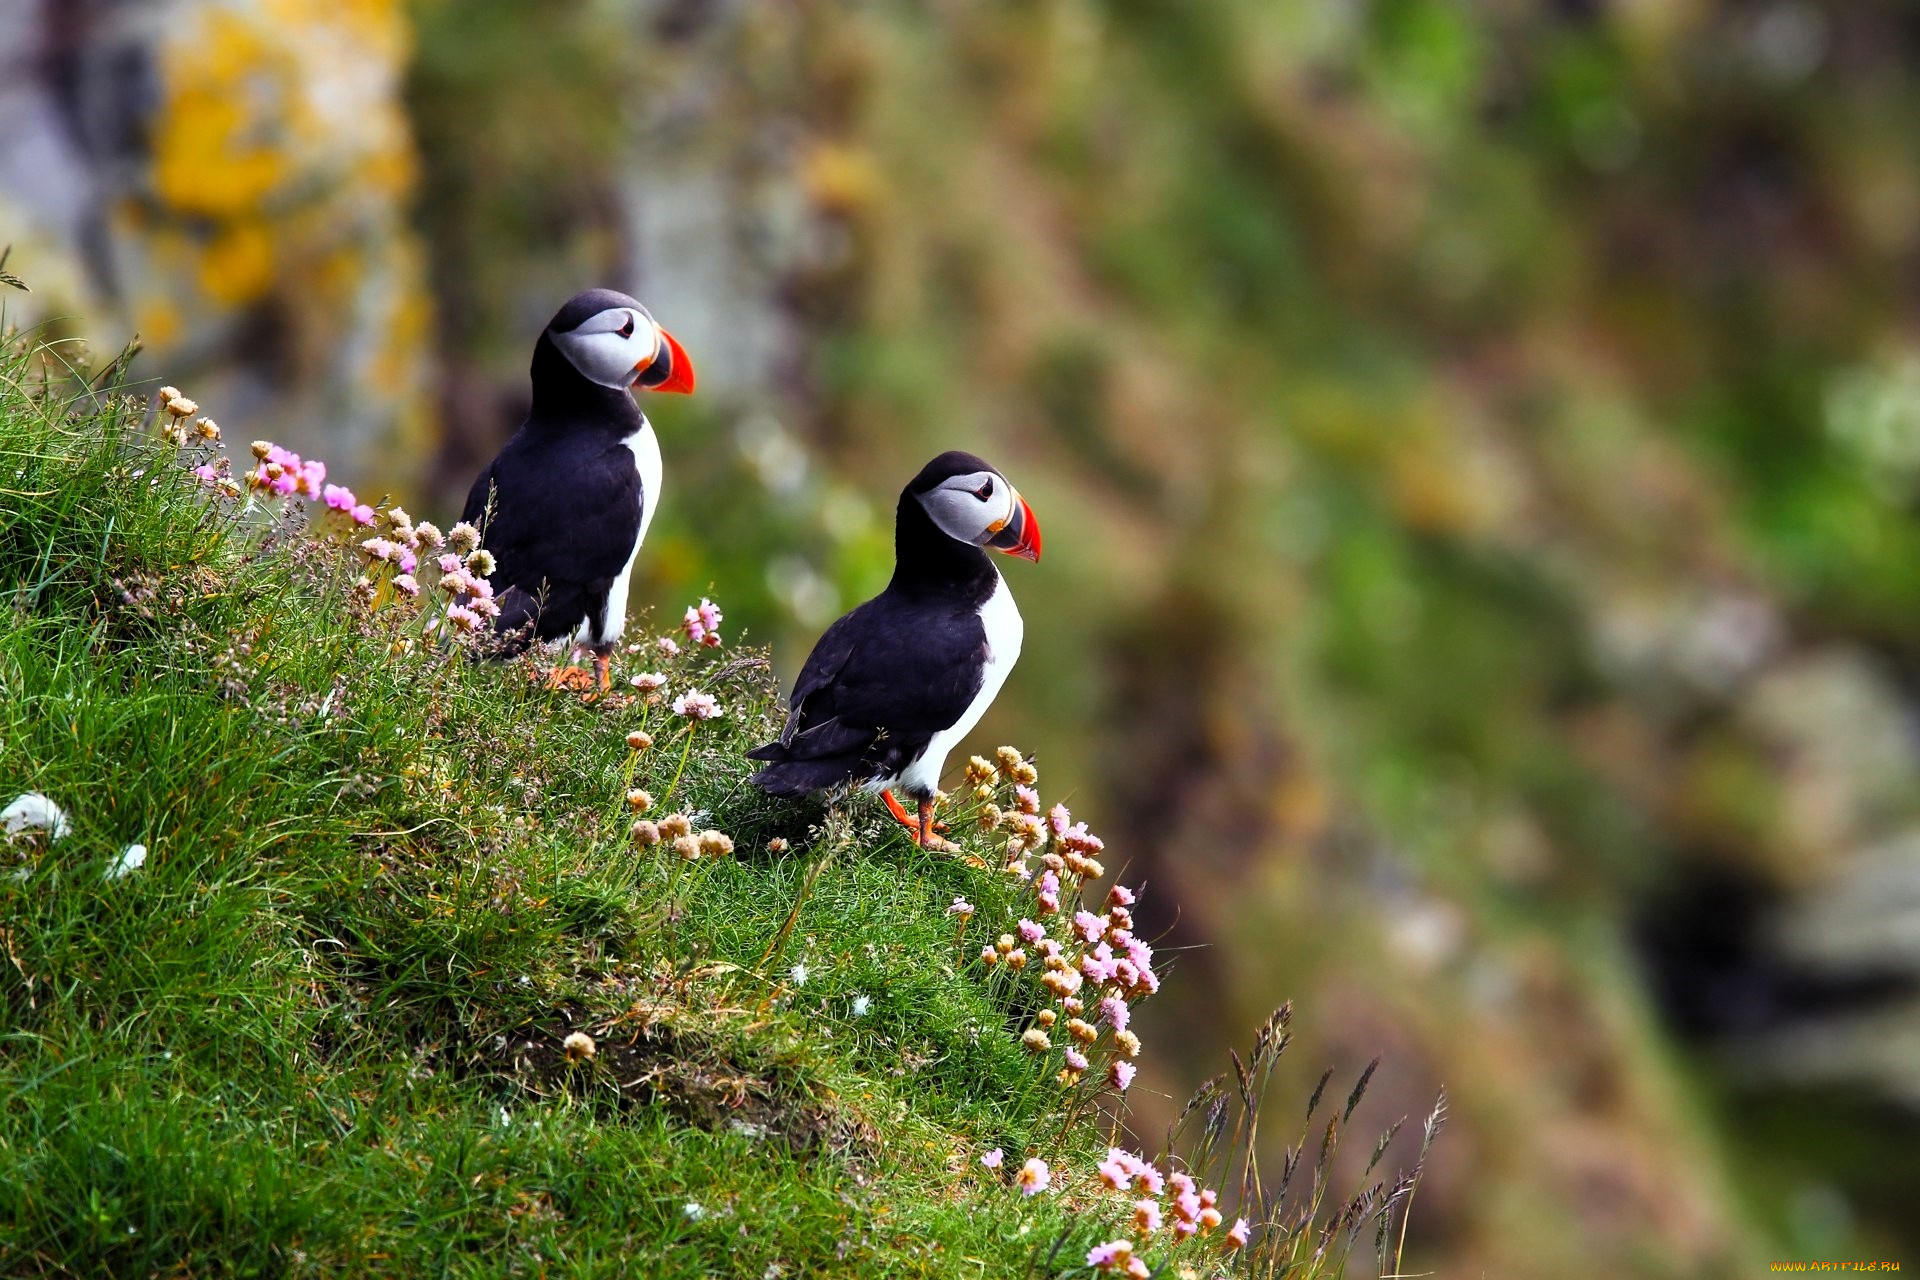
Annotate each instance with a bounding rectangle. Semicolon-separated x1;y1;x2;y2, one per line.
673;690;722;720
789;963;809;987
629;672;668;692
850;995;871;1017
105;843;147;880
682;1201;706;1222
2;793;71;840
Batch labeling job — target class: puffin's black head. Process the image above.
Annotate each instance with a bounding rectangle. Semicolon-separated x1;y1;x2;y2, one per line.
905;450;1042;562
543;288;695;395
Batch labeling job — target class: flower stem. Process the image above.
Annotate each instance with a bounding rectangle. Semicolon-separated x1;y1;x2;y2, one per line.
658;723;696;805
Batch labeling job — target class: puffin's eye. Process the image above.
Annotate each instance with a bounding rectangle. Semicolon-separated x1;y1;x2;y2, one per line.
616;316;636;340
973;479;994;501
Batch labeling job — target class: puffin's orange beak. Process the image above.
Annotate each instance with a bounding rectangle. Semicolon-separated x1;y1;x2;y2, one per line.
987;493;1041;562
636;326;696;394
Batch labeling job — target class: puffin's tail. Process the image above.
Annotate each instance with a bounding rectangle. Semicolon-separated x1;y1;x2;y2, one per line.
746;742;863;798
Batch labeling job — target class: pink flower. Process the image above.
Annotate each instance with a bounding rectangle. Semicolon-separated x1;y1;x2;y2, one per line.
673;690;722;720
1016;918;1045;945
1061;821;1105;854
323;483;356;511
1074;910;1106;945
1036;870;1060;915
298;459;326;499
1169;1172;1196;1199
681;597;724;647
397;550;417;575
1100;994;1130;1032
1048;802;1071;836
1123;936;1154;970
193;464;218;483
657;635;681;657
359;537;397;563
437;553;462;575
1086;1241;1134;1271
630;672;667;692
1016;1157;1050;1196
1013;785;1040;814
980;1147;1003;1170
1110;1060;1136;1091
392;573;420;597
1063;1047;1089;1072
1098;1150;1132;1191
1226;1218;1251;1249
1132;1199;1161;1234
1108;883;1136;908
947;897;974;919
350;504;375;525
1133;1161;1164;1197
444;605;484;633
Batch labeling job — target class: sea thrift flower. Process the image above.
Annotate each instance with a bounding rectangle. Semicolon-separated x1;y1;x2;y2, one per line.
1114;1029;1142;1059
165;396;197;418
994;745;1024;776
446;522;481;555
350;503;375;525
1170;1172;1195;1199
1004;949;1027;971
673;690;722;720
1066;1017;1097;1044
323;484;357;512
964;756;995;786
1016;1158;1050;1196
1098;1151;1131;1191
1064;1047;1089;1073
386;506;411;531
1048;803;1071;836
1021;1028;1051;1053
436;553;462;575
1087;1241;1133;1271
630;820;661;847
563;1031;596;1062
1226;1218;1251;1249
1199;1206;1223;1232
194;416;219;440
1133;1161;1164;1197
466;549;496;577
391;573;420;598
696;830;734;857
672;834;701;861
444;606;484;633
1036;870;1060;915
979;946;998;967
1133;1200;1162;1234
627;789;654;811
682;597;724;646
1036;1009;1057;1028
947;897;974;919
359;537;397;563
767;837;790;853
1013;785;1040;815
1074;910;1106;945
413;520;445;549
1100;994;1130;1032
657;636;680;657
626;730;653;751
1108;883;1135;908
980;1148;1004;1170
789;963;809;987
396;549;417;575
630;672;667;692
1110;1060;1136;1091
1017;918;1045;945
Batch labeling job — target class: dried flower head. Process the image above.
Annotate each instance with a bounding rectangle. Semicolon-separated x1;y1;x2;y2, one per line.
1036;1008;1057;1028
158;386;181;404
696;830;734;858
165;396;197;418
671;834;702;861
193;416;220;440
465;548;496;577
626;730;653;751
1020;1028;1051;1053
1066;1017;1098;1045
627;789;654;812
563;1031;596;1063
1114;1029;1142;1059
392;573;420;598
994;745;1024;775
630;820;661;847
767;836;790;853
964;755;995;787
658;813;693;840
249;438;272;459
412;520;445;550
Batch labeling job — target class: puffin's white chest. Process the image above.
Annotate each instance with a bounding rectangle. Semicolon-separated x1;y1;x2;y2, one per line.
578;419;660;647
892;570;1024;797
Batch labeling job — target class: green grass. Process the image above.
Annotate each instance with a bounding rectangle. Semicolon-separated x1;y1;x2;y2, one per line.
0;324;1423;1277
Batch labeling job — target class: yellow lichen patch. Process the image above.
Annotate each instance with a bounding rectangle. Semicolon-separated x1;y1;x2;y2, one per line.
199;219;275;305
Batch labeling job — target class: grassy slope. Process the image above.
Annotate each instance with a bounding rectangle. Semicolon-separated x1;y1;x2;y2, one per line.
0;333;1403;1277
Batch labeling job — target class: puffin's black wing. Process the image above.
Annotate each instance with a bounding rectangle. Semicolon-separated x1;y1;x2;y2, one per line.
747;594;987;796
461;432;643;648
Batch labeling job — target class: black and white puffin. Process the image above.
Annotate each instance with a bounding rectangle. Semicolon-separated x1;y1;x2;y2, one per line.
748;451;1042;849
460;288;695;690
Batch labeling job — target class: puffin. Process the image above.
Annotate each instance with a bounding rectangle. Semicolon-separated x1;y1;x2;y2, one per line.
460;288;695;690
748;450;1042;849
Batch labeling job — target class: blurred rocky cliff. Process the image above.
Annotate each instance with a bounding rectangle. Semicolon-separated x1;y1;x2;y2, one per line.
7;1;1920;1274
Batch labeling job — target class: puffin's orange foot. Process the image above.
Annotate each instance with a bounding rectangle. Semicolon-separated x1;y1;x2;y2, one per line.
916;798;960;853
537;665;598;692
883;789;948;836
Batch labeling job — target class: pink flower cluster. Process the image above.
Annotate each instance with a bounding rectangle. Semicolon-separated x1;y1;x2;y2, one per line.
323;483;376;526
681;598;723;647
247;444;327;502
1084;1150;1244;1268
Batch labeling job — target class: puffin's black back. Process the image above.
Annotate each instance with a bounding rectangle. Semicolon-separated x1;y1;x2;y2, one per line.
747;455;1003;797
459;290;650;653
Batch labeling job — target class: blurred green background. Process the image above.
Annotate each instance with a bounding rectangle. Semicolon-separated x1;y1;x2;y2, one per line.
7;0;1920;1273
